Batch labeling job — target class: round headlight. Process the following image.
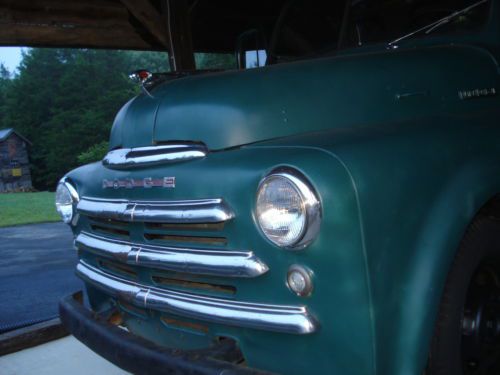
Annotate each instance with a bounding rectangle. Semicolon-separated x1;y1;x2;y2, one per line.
256;168;321;249
55;178;79;224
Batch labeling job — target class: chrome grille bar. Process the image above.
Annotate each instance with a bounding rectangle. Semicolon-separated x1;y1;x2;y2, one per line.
103;144;208;170
76;232;268;278
77;197;234;223
77;261;318;335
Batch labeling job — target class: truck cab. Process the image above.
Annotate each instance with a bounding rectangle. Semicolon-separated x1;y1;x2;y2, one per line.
56;1;500;374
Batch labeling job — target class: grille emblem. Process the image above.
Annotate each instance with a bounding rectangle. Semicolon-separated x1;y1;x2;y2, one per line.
103;177;175;189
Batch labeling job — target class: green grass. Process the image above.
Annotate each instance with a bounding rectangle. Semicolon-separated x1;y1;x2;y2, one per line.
0;192;60;227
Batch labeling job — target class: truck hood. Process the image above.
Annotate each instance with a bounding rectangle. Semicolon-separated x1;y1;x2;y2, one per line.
152;58;361;150
111;45;495;151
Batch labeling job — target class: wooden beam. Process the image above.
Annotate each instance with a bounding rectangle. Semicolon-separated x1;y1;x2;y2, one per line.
0;7;128;28
119;0;169;49
0;0;129;25
0;21;161;50
0;0;164;50
0;318;67;356
0;0;285;54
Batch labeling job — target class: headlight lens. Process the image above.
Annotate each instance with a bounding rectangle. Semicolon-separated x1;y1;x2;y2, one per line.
256;168;321;249
55;179;79;224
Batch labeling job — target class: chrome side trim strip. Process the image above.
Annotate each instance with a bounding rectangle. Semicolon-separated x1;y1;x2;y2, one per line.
76;261;318;335
77;197;234;223
76;232;268;278
103;144;208;169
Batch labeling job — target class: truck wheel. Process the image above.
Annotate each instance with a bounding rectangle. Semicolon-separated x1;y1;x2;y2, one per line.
427;215;500;375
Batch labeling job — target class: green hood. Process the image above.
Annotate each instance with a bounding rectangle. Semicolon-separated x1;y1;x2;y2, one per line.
110;44;496;151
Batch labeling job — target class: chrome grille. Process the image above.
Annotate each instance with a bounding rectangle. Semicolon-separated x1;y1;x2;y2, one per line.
77;260;317;335
89;217;131;239
77;197;234;223
75;195;318;335
75;231;268;278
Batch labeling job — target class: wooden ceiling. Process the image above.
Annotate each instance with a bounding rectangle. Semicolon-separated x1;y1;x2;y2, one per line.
0;0;285;52
1;0;183;52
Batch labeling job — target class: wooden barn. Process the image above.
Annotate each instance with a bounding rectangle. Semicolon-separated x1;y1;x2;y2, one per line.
0;128;33;192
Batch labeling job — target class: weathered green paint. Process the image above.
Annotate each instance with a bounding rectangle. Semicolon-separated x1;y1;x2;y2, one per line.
70;147;372;374
65;3;500;374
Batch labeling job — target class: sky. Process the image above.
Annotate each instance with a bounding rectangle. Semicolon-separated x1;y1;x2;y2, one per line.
0;47;24;73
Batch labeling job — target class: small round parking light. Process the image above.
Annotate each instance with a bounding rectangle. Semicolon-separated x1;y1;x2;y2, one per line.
287;265;313;297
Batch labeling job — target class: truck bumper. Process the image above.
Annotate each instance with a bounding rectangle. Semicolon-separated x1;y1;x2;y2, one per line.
59;292;271;375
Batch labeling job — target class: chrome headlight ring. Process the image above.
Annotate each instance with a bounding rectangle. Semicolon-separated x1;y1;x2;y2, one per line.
255;167;321;249
55;177;79;225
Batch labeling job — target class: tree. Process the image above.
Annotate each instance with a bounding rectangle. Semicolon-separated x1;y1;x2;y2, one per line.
195;53;236;70
77;141;109;164
0;64;11;121
0;49;142;189
125;50;170;72
0;63;10;79
0;48;236;190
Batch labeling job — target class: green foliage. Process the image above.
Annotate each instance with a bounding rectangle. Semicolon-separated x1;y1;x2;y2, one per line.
0;63;9;79
0;63;11;121
0;48;233;190
0;48;169;189
195;53;236;70
125;50;170;72
77;141;109;164
0;192;59;227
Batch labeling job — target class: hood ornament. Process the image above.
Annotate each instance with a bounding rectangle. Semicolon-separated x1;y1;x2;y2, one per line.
129;69;153;84
129;69;155;98
128;69;220;99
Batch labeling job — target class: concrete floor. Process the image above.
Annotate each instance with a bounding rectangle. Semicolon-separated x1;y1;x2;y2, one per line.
0;336;129;375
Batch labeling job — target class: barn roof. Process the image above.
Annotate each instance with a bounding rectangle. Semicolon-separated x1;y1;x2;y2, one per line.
0;128;32;145
0;1;285;52
0;0;289;70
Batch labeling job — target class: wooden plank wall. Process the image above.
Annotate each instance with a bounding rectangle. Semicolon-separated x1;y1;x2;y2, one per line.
0;134;33;192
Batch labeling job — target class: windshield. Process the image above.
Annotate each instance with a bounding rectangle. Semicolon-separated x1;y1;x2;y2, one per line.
268;0;491;63
348;0;491;48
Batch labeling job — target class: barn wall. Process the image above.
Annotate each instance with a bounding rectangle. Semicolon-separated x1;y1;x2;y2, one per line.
0;133;33;192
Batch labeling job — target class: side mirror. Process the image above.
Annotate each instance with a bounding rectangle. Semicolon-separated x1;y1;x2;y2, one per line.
236;29;268;69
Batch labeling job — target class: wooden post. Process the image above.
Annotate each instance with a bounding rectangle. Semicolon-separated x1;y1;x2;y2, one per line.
162;0;196;71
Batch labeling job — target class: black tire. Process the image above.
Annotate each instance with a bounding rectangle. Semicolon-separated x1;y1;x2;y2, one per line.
427;215;500;375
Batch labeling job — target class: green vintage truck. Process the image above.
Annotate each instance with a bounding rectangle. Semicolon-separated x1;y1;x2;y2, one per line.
56;0;500;374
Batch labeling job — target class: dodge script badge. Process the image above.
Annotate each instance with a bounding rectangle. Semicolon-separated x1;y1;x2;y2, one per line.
103;177;175;189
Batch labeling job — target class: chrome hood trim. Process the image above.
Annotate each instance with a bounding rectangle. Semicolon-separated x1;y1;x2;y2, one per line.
76;261;318;335
103;144;207;170
76;232;268;278
77;197;234;223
